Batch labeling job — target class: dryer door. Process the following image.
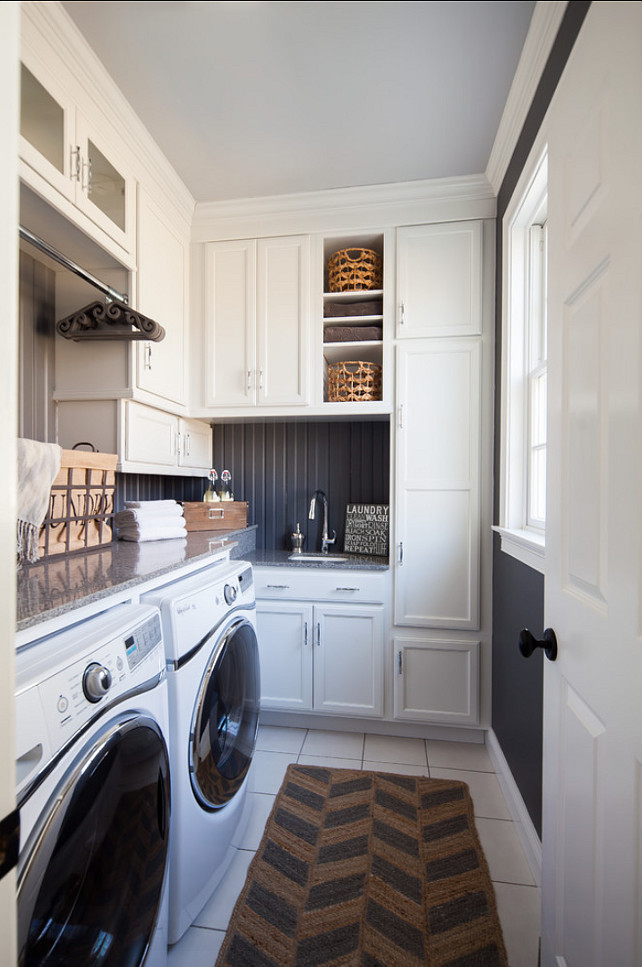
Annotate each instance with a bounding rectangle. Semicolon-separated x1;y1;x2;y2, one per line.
17;713;170;967
190;616;260;809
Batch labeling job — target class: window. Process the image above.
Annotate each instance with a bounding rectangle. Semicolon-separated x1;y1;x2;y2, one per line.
496;148;548;572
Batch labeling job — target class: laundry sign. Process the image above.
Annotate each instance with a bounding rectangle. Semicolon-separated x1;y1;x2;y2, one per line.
343;503;389;557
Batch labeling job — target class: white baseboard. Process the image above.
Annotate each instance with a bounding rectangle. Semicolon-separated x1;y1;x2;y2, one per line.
486;729;542;888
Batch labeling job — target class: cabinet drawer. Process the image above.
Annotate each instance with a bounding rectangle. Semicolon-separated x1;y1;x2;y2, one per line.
254;566;386;604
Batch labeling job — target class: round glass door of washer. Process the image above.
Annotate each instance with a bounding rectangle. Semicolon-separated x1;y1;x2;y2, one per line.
190;617;260;810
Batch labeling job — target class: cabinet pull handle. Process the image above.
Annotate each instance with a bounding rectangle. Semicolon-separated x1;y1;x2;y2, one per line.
175;431;182;457
247;371;253;390
144;343;152;370
258;369;263;390
185;433;191;457
398;404;404;429
398;542;404;566
399;301;405;326
316;622;321;647
335;587;359;592
82;158;92;194
71;145;81;181
398;651;403;675
304;622;308;647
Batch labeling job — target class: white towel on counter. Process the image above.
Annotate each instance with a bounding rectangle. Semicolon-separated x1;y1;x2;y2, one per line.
16;438;63;565
124;500;184;517
114;508;187;542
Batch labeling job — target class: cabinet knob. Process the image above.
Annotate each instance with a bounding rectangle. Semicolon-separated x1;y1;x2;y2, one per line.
518;628;558;662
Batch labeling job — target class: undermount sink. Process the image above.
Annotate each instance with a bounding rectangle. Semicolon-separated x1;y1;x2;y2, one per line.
288;553;348;563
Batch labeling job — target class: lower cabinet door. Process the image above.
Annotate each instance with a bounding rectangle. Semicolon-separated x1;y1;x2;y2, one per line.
314;604;384;717
256;601;313;710
393;637;480;726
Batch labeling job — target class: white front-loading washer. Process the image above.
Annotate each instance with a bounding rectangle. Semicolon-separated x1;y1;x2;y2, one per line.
142;559;260;945
15;603;171;967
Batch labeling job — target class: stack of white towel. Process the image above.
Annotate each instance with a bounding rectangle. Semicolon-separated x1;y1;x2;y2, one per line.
114;500;187;542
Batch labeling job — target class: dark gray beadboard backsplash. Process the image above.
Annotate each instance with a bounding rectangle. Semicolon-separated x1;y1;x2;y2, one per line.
116;420;390;555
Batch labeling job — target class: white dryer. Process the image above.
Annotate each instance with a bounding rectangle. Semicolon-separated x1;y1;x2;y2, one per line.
142;559;260;945
15;603;171;967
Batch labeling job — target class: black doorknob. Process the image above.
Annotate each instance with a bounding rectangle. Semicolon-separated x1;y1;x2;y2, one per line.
518;628;558;662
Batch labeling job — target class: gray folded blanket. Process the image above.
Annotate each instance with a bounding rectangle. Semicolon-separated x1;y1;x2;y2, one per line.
324;326;383;343
324;299;383;318
17;438;62;565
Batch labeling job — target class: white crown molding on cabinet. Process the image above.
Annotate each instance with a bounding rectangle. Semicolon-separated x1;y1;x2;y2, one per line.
485;0;568;194
22;1;195;231
192;175;497;243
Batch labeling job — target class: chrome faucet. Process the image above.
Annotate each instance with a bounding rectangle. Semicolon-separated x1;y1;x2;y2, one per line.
308;490;336;554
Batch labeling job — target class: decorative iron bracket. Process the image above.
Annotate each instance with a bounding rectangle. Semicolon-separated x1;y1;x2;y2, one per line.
56;300;165;342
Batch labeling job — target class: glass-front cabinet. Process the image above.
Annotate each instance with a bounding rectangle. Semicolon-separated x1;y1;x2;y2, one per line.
20;59;136;259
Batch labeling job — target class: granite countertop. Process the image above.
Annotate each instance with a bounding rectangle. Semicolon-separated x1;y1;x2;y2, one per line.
16;527;388;635
246;549;389;570
16;526;258;632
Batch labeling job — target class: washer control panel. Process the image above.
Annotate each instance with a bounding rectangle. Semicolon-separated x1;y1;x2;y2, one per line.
35;610;163;752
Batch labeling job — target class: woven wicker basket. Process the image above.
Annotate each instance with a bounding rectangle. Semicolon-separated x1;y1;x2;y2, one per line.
327;248;383;292
38;448;117;557
327;361;382;402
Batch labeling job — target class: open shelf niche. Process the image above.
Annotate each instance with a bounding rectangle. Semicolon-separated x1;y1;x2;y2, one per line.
322;233;385;404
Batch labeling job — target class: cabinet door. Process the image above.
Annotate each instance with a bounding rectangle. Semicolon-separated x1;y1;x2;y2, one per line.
137;190;187;406
256;235;309;406
19;59;76;204
74;112;136;255
205;240;256;407
178;418;212;471
393;637;479;726
395;339;481;629
396;222;482;337
313;604;383;717
124;401;177;468
256;601;313;710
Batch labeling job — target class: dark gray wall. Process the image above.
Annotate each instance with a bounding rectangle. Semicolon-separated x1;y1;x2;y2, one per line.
211;421;390;553
492;0;591;836
19;251;56;442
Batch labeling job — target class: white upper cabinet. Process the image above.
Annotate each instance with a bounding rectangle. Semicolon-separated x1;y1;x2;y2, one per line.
136;189;187;407
396;221;483;338
204;235;310;410
19;57;137;261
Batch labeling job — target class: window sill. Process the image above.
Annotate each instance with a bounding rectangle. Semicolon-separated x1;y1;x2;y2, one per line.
492;526;545;574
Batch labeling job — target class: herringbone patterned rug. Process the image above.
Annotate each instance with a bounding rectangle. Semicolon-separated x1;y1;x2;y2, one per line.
216;764;508;966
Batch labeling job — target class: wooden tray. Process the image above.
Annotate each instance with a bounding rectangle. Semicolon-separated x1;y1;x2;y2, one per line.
182;501;248;532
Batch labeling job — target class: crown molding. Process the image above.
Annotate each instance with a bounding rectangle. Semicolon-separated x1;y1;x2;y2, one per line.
21;1;195;228
192;175;497;243
486;1;567;194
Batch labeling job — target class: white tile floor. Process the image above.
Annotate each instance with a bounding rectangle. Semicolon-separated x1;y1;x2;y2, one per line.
168;726;541;967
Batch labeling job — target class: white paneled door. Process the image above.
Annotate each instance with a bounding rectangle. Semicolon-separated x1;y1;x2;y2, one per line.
542;4;642;965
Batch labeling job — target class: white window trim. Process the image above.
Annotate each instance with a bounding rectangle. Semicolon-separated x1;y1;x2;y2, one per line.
496;144;548;575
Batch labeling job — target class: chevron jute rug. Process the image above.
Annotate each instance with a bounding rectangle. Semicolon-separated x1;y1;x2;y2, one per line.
215;764;508;967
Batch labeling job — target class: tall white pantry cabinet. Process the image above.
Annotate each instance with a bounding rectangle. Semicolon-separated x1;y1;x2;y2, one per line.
392;220;493;727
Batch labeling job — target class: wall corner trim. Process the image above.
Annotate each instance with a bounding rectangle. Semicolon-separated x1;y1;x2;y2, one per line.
486;1;568;194
486;728;543;887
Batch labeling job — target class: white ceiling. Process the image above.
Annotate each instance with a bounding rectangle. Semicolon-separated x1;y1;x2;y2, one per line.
60;1;536;204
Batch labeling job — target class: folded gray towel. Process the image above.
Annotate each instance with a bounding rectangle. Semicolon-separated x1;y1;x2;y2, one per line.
17;438;62;565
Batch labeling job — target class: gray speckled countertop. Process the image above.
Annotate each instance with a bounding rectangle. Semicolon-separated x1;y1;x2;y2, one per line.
16;528;388;633
17;526;258;632
246;549;389;570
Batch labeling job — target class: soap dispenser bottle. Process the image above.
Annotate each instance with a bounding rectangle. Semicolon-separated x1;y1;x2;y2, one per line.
203;469;220;502
220;470;233;501
290;523;304;553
